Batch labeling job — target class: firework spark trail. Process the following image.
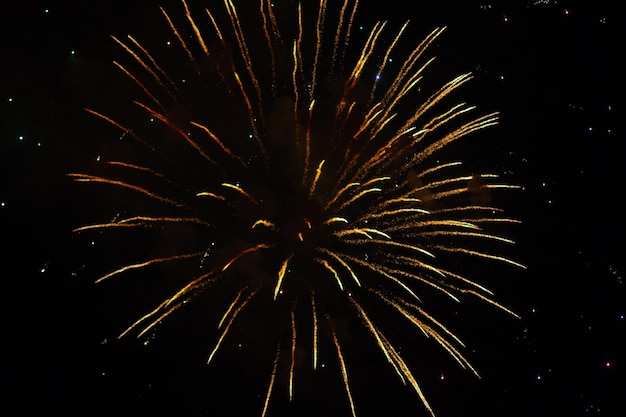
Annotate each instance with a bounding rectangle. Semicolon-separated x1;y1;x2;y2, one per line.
73;1;525;415
330;321;357;417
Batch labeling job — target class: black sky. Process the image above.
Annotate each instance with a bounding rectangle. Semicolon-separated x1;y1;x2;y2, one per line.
1;1;625;416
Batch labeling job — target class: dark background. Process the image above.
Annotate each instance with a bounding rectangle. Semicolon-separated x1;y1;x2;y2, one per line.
1;0;624;416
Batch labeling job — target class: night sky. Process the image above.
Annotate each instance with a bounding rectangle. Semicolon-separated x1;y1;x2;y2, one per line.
2;1;624;416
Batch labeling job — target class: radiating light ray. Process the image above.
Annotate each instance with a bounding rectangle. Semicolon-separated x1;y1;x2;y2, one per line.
218;287;247;329
252;219;276;230
262;341;281;417
95;251;206;283
110;35;178;102
308;160;325;199
315;258;345;290
207;287;259;364
68;173;180;207
289;307;297;401
196;191;227;201
336;187;382;211
112;61;166;112
83;108;157;153
133;100;217;165
431;246;527;269
350;298;435;416
311;292;318;370
460;289;521;318
330;321;357;417
190;121;246;166
73;216;211;232
274;256;292;299
325;182;361;210
223;0;265;129
323;217;349;225
317;248;361;287
118;269;216;339
334;227;391;240
416;230;516;244
160;6;200;74
340;253;422;302
221;182;259;205
222;244;270;271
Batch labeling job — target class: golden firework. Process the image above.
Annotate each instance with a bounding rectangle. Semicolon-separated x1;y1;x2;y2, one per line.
71;1;524;415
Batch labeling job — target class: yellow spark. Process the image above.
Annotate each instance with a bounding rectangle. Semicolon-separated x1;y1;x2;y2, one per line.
110;35;176;102
310;0;326;100
315;249;360;288
325;182;361;210
252;219;276;229
303;100;316;185
308;160;325;199
132;100;216;165
221;182;259;205
95;251;206;284
196;191;227;201
261;342;281;417
218;288;246;329
118;269;215;339
181;0;209;56
223;0;265;130
289;308;296;401
315;258;344;290
350;299;436;417
83;109;156;152
330;324;357;417
335;228;391;240
311;293;318;370
461;289;521;318
190;121;245;165
347;239;435;259
432;246;527;269
160;6;199;72
68;173;180;208
222;244;270;271
274;256;292;299
73;216;210;232
368;20;410;103
323;217;349;225
207;288;258;364
419;230;515;244
341;254;421;302
112;61;165;111
337;187;383;211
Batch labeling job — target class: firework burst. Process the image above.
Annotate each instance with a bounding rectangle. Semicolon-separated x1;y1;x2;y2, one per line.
71;0;524;415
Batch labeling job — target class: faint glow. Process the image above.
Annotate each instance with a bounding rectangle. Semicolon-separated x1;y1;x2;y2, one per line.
7;97;13;102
